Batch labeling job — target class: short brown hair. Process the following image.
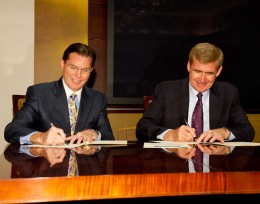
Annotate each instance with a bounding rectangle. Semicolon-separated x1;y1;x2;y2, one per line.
62;43;96;67
189;42;224;68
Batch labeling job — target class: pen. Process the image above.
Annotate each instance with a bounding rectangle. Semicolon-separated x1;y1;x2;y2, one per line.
184;119;189;126
184;119;196;143
50;123;68;145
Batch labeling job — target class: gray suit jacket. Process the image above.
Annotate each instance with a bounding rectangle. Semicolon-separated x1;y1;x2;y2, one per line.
136;78;255;142
5;78;114;144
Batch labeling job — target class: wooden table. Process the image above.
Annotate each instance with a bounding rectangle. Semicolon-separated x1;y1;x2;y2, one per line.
1;142;260;203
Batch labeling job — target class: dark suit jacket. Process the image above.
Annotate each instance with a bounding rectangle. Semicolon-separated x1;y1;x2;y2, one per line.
5;78;114;144
4;145;110;178
136;78;255;142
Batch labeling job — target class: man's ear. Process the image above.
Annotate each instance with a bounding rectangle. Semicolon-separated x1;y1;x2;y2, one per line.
60;60;65;70
187;61;191;72
216;66;223;77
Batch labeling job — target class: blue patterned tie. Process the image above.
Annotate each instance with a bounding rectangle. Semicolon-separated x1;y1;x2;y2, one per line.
192;92;203;172
68;93;78;176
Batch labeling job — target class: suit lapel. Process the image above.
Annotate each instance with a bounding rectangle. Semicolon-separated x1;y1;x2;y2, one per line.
75;86;93;132
209;87;222;129
53;79;71;135
180;79;190;121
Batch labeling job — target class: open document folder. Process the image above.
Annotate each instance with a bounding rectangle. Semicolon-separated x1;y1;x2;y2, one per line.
143;141;260;148
23;140;128;148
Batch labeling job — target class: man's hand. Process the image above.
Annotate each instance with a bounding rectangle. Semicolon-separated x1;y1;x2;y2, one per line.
71;145;101;155
30;125;67;146
163;125;196;142
30;147;66;167
66;129;99;145
165;146;196;160
196;144;231;155
196;128;229;143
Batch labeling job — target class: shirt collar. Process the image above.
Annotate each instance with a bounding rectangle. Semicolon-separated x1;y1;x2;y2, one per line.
188;82;209;101
62;78;82;101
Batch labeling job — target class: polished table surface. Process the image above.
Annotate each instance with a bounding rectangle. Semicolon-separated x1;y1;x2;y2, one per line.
1;141;260;203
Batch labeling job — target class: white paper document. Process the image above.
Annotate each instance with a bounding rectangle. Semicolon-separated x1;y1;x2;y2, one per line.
144;142;191;148
143;141;260;148
23;140;128;148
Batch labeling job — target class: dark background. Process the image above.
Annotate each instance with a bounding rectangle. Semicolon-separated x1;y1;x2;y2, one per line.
108;0;260;113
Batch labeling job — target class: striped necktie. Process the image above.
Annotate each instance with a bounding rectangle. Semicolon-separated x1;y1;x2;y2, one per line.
68;93;78;176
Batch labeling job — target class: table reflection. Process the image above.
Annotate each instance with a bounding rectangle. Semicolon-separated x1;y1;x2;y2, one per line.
159;144;258;173
4;144;109;178
3;142;260;179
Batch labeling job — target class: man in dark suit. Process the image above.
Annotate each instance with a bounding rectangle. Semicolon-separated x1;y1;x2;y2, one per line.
5;43;114;145
136;42;255;143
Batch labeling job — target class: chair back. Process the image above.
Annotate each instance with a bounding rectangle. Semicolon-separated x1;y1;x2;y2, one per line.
12;95;26;116
143;96;154;111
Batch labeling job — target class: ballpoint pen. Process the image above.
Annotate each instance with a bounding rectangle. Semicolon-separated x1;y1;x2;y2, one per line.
184;119;197;143
50;123;68;145
184;119;189;127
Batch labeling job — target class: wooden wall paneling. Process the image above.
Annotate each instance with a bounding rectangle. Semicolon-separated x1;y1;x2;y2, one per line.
88;0;107;93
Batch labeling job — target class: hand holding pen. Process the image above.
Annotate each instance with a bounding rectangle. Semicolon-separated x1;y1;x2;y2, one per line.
29;123;67;146
183;119;196;142
49;123;67;146
164;120;196;142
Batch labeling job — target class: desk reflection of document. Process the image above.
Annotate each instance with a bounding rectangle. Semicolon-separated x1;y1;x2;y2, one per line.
24;140;128;148
143;141;260;148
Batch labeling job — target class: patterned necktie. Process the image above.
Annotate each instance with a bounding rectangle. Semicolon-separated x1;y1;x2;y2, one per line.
69;93;78;135
192;92;203;138
68;93;78;176
191;92;203;172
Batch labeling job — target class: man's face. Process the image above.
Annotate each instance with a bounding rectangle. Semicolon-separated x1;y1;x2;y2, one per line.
187;58;222;93
61;52;93;92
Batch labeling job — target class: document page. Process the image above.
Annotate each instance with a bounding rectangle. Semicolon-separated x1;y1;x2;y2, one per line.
23;140;128;148
143;141;260;148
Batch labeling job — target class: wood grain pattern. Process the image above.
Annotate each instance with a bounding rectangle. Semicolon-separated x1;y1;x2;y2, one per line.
225;172;260;194
88;0;107;93
0;173;224;203
2;143;260;202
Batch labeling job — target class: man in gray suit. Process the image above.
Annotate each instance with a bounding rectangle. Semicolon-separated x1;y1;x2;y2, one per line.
5;43;114;145
136;42;255;143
